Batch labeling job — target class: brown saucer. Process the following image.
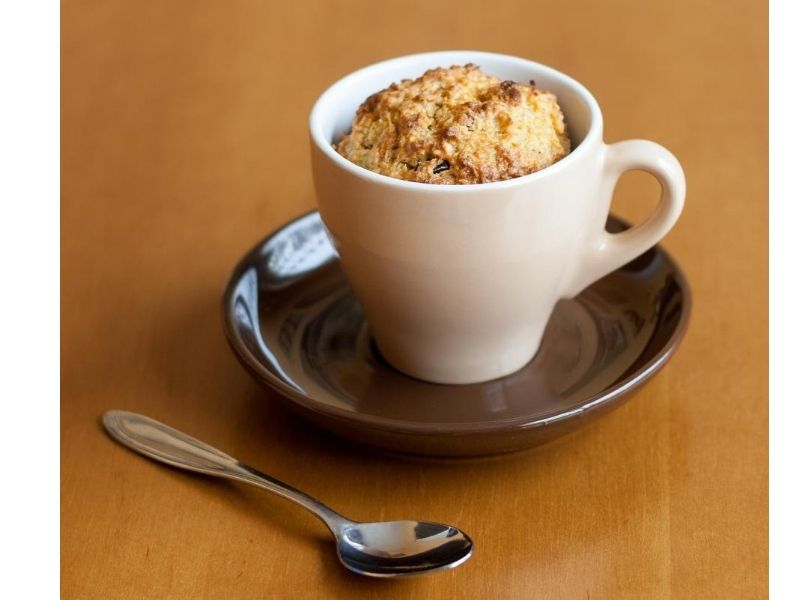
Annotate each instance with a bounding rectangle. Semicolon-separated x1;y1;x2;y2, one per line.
222;211;690;457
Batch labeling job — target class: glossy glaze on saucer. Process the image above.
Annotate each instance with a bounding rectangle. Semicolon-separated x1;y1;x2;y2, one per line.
222;211;690;457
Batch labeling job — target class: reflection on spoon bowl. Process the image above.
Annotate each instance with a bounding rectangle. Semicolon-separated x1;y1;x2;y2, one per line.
338;521;473;577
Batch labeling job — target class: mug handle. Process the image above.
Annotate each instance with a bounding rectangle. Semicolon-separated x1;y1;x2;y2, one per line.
562;139;686;298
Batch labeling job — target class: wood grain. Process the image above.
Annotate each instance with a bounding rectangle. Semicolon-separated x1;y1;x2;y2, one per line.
61;1;768;597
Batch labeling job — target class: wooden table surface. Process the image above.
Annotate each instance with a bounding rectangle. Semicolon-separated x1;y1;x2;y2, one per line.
62;1;768;597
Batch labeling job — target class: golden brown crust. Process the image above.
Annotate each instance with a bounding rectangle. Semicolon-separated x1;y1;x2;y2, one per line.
334;64;571;184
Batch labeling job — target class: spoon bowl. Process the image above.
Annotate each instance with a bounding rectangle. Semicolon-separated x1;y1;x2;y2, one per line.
102;410;473;578
338;521;473;577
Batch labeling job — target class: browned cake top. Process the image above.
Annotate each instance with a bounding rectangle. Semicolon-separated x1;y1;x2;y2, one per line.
334;64;571;184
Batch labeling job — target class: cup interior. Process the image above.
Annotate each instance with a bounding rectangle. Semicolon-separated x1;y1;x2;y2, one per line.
310;51;601;172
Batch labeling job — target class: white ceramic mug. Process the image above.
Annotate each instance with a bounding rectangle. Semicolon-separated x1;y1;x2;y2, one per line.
309;51;685;384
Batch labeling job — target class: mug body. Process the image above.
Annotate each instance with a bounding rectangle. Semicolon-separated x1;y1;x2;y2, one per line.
310;51;606;384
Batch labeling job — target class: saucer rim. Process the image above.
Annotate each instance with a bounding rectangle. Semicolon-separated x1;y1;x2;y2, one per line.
221;210;692;436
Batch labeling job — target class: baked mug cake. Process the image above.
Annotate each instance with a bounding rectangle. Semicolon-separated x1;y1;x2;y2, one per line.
335;64;570;184
310;52;685;384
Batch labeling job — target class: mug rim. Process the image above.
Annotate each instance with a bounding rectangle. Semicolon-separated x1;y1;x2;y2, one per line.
309;50;604;191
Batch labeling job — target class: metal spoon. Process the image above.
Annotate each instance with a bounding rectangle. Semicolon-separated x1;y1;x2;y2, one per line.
102;410;473;577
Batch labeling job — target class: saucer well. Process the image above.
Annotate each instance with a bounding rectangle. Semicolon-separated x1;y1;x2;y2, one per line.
222;211;690;457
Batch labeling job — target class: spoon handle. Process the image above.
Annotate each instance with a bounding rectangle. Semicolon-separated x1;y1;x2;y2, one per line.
102;410;346;531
